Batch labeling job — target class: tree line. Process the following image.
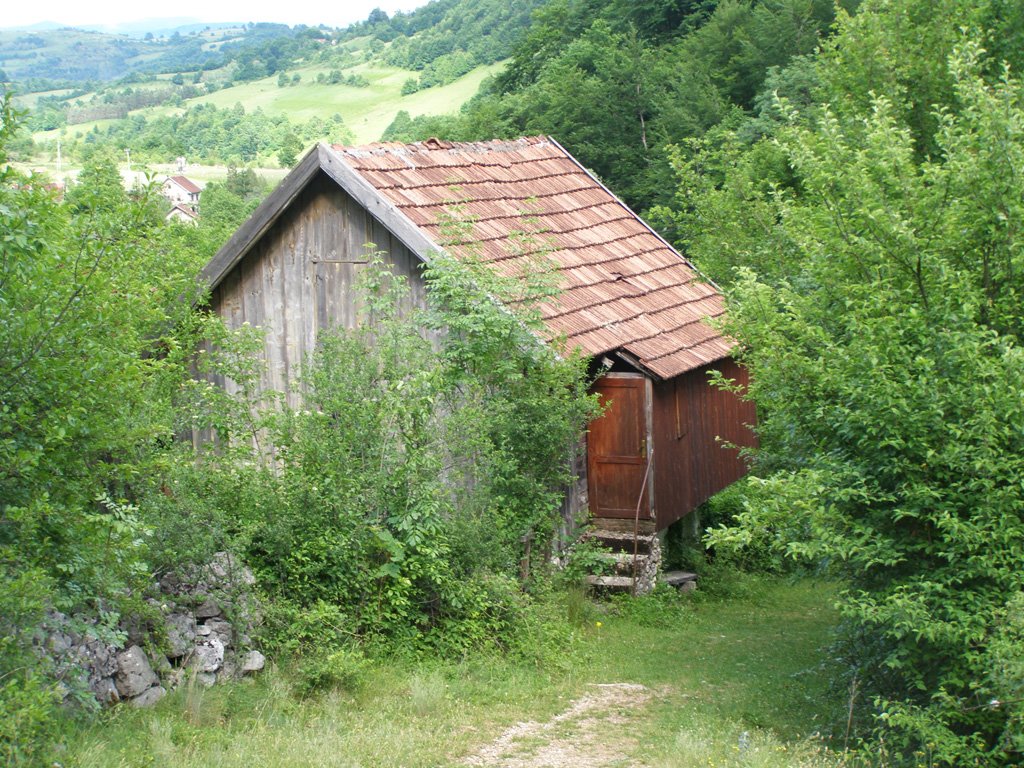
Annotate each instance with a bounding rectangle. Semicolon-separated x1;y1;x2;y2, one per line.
35;102;351;167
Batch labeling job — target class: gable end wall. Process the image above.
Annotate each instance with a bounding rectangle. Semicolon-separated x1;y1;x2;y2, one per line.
207;172;430;409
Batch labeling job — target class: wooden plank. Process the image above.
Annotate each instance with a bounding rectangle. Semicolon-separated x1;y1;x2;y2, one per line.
645;375;655;522
282;202;303;408
263;234;286;397
220;267;243;331
314;261;329;335
297;189;318;375
202;147;324;290
348;196;372;263
651;361;757;530
340;262;355;330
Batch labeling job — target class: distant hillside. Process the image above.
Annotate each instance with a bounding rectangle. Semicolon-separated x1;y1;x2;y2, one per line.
7;0;540;167
80;19;236;38
0;23;331;92
0;0;542;95
346;0;546;92
0;27;153;84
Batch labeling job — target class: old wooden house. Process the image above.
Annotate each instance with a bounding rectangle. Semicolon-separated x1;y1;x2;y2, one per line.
201;138;756;588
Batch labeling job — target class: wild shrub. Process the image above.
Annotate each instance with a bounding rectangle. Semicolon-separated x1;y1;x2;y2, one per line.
987;592;1024;755
235;252;598;658
0;570;61;765
293;647;369;699
557;534;615;587
609;583;691;629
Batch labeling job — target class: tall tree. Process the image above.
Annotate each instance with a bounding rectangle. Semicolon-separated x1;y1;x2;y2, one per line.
677;11;1024;762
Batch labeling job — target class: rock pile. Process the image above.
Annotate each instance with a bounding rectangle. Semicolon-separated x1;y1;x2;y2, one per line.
36;551;265;709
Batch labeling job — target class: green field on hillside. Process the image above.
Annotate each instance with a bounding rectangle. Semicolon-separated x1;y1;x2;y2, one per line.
30;61;504;148
192;62;504;144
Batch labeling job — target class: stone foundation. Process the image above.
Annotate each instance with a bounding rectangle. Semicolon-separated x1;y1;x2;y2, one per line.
35;552;265;709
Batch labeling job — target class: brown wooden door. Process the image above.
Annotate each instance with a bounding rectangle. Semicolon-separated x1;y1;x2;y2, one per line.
587;374;653;520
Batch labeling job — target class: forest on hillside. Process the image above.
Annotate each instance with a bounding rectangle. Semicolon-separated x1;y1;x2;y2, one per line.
3;0;1024;765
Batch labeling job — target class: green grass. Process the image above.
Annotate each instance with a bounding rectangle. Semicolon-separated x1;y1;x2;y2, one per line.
34;117;124;144
62;579;845;767
11;89;75;109
596;580;846;767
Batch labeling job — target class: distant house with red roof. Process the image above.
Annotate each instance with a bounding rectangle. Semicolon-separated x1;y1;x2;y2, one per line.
201;138;756;589
162;175;202;206
165;202;199;225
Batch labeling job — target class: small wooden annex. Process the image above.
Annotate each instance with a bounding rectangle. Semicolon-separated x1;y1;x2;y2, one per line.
201;137;756;537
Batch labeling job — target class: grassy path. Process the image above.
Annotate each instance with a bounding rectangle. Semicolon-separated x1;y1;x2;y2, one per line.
462;682;655;766
67;579;842;767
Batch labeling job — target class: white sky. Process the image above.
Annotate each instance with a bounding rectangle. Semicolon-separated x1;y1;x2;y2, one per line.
1;0;431;31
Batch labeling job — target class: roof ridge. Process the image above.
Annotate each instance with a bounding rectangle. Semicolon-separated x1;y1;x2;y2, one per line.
334;136;552;156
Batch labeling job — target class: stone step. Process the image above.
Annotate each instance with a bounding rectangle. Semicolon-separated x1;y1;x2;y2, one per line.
590;517;656;536
662;570;698;592
584;574;641;594
602;551;651;576
584;529;657;555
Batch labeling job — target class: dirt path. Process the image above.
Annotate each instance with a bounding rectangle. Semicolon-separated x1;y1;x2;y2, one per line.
461;683;656;768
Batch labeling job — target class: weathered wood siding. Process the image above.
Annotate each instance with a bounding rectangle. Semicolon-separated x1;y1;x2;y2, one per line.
207;171;430;408
651;359;757;530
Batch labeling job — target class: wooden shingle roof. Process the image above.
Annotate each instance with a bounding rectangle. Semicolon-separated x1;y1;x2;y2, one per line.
334;137;731;379
203;138;733;380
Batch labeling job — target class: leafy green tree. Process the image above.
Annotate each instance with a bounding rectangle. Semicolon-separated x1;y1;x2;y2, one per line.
607;0;715;40
195;182;253;232
494;0;606;93
223;164;266;200
64;148;127;211
277;131;302;167
820;0;1024;157
694;37;1024;766
0;96;206;758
